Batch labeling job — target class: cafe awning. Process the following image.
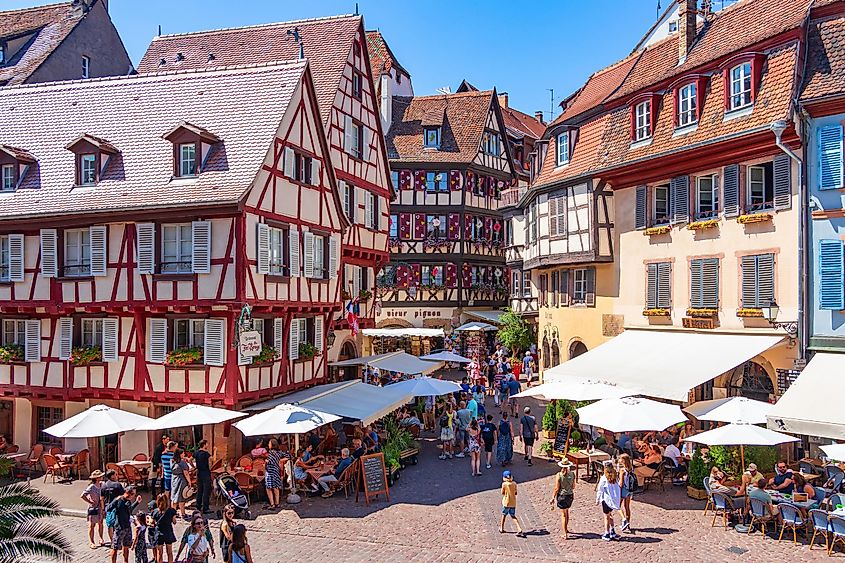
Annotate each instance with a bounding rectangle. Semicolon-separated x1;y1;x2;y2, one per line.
544;329;784;402
244;381;413;426
362;328;444;338
330;351;443;375
454;322;498;332
464;310;505;324
767;352;845;440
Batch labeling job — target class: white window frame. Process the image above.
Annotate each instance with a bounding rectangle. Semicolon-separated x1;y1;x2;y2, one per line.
1;165;14;192
678;83;697;127
80;154;97;186
556;132;569;166
179;143;197;177
572;268;588;304
747;163;773;210
730;62;752;110
81;318;103;348
635;101;651;140
2;319;25;346
696;174;719;218
483;131;500;156
174;318;205;350
64;228;91;276
161;223;193;274
0;236;8;282
349;121;362;159
313;234;325;279
423;127;441;148
653;185;670;225
269;226;287;275
351;71;363;100
522;271;532;298
82;55;90;79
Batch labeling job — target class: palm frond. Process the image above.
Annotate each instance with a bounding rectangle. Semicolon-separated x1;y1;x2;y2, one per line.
0;483;60;527
0;519;72;563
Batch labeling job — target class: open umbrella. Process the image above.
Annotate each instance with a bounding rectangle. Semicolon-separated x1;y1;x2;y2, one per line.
821;443;845;461
576;397;687;433
420;351;472;364
684;396;773;425
44;404;154;438
134;404;246;431
512;378;638;401
233;403;341;437
683;421;799;470
385;376;462;397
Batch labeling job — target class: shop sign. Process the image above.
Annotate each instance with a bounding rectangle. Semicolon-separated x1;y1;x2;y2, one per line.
682;317;716;329
238;331;262;357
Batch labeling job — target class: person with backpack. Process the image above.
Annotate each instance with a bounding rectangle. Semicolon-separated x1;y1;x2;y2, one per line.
496;412;514;466
617;454;636;534
507;375;522;418
480;414;497;470
438;403;455;460
550;461;576;539
497;375;510;410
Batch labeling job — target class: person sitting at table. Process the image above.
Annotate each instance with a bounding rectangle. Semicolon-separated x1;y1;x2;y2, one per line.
791;473;818;504
249;439;268;459
767;461;794;494
0;435;8;454
617;432;632;454
307;430;321;453
363;425;379;453
737;463;760;497
662;438;686;476
317;447;354;498
293;448;321;493
748;476;780;518
633;444;663;487
350;438;366;460
708;467;737;495
400;411;422;432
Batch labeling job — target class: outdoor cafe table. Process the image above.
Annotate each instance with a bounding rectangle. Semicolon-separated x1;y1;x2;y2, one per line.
566;450;611;481
1;453;27;463
768;491;817;511
305;461;336;482
117;460;152;471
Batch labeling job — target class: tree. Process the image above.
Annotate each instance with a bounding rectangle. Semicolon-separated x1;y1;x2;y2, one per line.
496;308;532;357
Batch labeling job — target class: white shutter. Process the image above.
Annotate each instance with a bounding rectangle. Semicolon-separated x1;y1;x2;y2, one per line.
58;317;73;360
289;318;300;360
101;317;119;362
147;318;168;363
24;319;40;362
343;115;354;153
8;234;24;282
364;193;373;229
303;231;315;278
340;181;350;219
256;223;270;275
136;223;155;274
89;226;107;276
362;128;372;161
40;229;58;278
310;158;320;186
273;318;283;355
203;318;226;366
314;316;324;352
289;229;300;277
237;341;250;366
355;266;364;297
283;147;295;178
329;237;338;279
191;220;211;274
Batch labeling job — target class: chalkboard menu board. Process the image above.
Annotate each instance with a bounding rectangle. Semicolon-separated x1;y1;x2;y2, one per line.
357;453;389;505
553;418;572;456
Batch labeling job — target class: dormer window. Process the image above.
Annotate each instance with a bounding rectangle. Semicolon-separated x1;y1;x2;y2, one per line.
163;122;221;179
65;134;118;187
635;101;652;140
179;143;197;177
1;165;13;191
80;154;97;185
729;62;752;110
0;145;36;192
424;127;441;148
556;132;570;166
482;131;501;156
722;54;764;113
0;44;5;65
677;83;697;127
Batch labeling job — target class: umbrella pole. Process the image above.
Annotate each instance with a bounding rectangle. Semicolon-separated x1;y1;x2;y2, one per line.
740;445;745;476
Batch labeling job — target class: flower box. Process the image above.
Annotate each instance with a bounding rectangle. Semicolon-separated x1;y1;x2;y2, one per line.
687;219;719;231
358;289;372;301
166;347;203;367
71;346;103;366
0;344;24;364
736;308;763;318
298;342;318;360
687;486;709;500
686;308;718;318
644;225;671;236
737;212;773;225
642;308;671;317
253;345;278;364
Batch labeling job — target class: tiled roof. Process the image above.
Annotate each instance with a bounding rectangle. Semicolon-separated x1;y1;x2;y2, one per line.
501;105;546;140
0;61;307;220
0;2;83;86
532;113;611;188
386;90;494;164
801;14;845;101
365;30;409;77
138;15;361;126
554;55;639;125
0;144;36;163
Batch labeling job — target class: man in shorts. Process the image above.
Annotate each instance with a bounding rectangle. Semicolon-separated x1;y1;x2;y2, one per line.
455;401;472;457
519;407;538;466
481;414;497;469
499;470;525;537
507;375;522;417
522;351;534;387
107;486;140;563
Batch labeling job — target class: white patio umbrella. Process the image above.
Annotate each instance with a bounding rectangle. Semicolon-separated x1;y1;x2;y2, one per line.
386;376;462;397
820;443;845;461
134;404;246;431
233;403;341;437
44;404;154;439
420;351;472;364
576;397;687;433
683;421;799;470
512;378;638;401
684;396;773;425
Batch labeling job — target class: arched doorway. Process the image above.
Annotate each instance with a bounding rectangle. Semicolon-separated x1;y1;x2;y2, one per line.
727;360;775;402
330;340;358;382
569;340;588;359
550;340;561;368
542;336;551;370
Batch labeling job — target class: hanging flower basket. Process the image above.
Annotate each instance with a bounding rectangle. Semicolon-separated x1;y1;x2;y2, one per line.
644;225;671;236
642;308;671;317
687;219;720;231
0;344;24;363
736;308;764;318
388;238;402;249
71;346;103;366
166;347;203;367
686;308;718;318
737;212;773;225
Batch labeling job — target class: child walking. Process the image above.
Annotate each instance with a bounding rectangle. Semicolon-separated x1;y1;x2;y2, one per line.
499;470;526;538
595;462;622;541
132;513;149;563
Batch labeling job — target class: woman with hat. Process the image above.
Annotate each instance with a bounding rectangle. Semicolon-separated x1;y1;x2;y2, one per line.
81;469;106;549
549;461;575;539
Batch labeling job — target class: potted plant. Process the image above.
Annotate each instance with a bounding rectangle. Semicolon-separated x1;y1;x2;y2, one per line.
298;342;318;360
253;345;277;364
70;346;102;366
0;344;24;363
539;441;554;460
358;289;372;301
687;448;709;500
166;347;203;367
542;401;558;439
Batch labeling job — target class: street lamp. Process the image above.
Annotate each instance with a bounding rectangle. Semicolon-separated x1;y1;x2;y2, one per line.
326;329;337;348
760;301;798;337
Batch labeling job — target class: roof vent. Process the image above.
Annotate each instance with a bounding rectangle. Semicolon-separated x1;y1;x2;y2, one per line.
207;53;215;62
176;53;185;62
158;58;166;66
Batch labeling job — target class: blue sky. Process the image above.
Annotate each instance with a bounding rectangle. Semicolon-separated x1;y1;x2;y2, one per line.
10;0;672;120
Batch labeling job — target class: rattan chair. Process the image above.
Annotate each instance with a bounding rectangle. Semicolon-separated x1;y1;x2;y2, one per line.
748;497;776;536
809;509;831;552
777;502;807;544
711;491;740;529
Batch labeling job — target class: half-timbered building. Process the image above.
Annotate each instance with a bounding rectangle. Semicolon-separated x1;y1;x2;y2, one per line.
0;60;346;462
377;90;517;329
139;15;392;363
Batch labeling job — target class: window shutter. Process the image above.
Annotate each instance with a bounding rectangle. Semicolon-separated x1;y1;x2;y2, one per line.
585;268;596;306
702;258;719;309
647;263;658;309
740;255;757;308
274;318;283;354
237;345;250;366
58;317;73;360
548;197;558;237
303;231;314;278
191;221;211;274
40;229;58;278
819;124;844;190
256;223;270;275
723;164;740;217
343;115;354;154
362;128;372;161
690;259;703;309
557;195;567;235
364;193;373;229
136;223;155;274
415;214;427;239
819;239;845;310
670;176;689;224
329;237;338;279
147;318;167;363
657;262;671;308
370;194;379;229
314;316;324;352
203;318;226;367
289;319;300;360
7;233;24;282
773;154;791;210
89;226;107;276
757;254;775;307
635;185;647;229
24;319;41;362
101;317;119;362
560;269;570;306
289;229;300;277
283;147;295;177
311;158;321;186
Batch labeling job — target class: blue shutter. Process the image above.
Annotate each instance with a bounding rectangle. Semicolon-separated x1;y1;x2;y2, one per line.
723;164;740;217
819;125;844;191
819;239;844;310
635;185;647;230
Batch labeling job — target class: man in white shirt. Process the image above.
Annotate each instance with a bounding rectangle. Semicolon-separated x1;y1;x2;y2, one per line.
662;438;687;479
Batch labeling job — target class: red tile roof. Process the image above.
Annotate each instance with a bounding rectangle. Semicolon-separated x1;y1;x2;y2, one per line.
801;14;845;101
365;30;409;78
0;2;85;86
0;61;308;220
138;15;361;126
554;55;639;124
501;105;546;140
532;113;611;188
387;90;497;164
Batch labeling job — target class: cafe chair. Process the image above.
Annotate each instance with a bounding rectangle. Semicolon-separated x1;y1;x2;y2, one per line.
105;462;127;484
827;493;845;512
332;462;358;499
252;458;266;479
234;471;256;501
777;503;806;544
20;444;44;477
132;453;148;461
809;509;831;552
5;445;19;454
799;461;818;475
235;455;253;470
748;497;776;537
711;492;740;529
829;514;845;555
122;464;147;489
703;477;714;515
73;449;90;480
826;465;845;492
48;446;63;456
643;463;667;492
42;453;70;484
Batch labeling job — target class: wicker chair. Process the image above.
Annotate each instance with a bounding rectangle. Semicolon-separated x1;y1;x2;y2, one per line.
643;463;667;492
233;471;256;500
122;464;147;489
42;453;70;484
72;449;90;480
20;444;44;477
777;502;807;544
5;445;19;454
702;477;714;515
809;509;831;552
252;458;266;479
331;461;358;498
711;492;740;529
132;453;148;461
105;462;127;484
235;455;253;470
48;446;63;456
748;497;777;536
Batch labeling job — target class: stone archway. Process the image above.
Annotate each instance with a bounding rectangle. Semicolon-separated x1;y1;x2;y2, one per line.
727;360;775;402
569;340;588;359
339;340;357;361
376;317;413;329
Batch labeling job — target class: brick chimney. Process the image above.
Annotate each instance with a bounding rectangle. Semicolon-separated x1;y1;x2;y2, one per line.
678;0;698;64
534;111;545;125
498;92;509;108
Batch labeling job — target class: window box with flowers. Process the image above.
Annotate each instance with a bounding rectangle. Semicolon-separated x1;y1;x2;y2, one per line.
0;344;24;364
643;225;671;236
642;308;671;317
71;346;102;366
358;289;372;301
687;219;719;231
252;345;278;365
423;238;450;250
686;308;718;318
736;308;763;318
737;212;773;225
388;238;402;249
298;342;318;361
166;347;203;367
421;282;445;291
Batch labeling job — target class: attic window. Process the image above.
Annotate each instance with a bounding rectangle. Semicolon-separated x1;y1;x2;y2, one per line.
423;127;441;148
482;131;501;156
80;154;96;185
0;44;5;65
1;165;13;191
65;134;118;187
179;144;196;177
162;122;221;179
0;145;36;192
82;56;90;79
352;70;363;100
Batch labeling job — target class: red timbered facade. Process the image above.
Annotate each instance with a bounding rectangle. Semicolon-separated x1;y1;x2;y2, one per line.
0;60;347;460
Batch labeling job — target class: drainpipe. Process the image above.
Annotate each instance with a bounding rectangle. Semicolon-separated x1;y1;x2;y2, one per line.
769;119;807;362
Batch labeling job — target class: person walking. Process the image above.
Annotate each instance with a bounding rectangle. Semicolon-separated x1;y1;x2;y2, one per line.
550;461;575;539
519;407;538;466
438;403;455;460
107;486;141;563
455;401;472;457
151;434;169;496
467;418;482;476
176;514;212;562
497;372;509;409
219;505;236;563
81;469;105;549
522;351;534;388
496;412;514;466
480;414;497;470
160;441;176;499
499;470;526;537
151;493;177;563
227;524;254;563
193;440;212;514
169;449;190;520
264;439;284;509
131;513;149;563
595;462;622;541
507;375;522;418
617;454;635;534
102;469;125;547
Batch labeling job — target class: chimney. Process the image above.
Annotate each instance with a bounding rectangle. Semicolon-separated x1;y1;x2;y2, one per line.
534;111;545;125
498;92;509;108
678;0;697;64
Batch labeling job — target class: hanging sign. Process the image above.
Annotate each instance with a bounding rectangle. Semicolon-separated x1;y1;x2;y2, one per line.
238;331;262;358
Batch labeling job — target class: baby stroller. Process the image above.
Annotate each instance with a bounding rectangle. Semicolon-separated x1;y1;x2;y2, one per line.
215;473;252;520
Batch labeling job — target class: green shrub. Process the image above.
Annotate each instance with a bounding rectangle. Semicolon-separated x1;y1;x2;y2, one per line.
688;448;708;490
745;446;778;474
542;401;558;431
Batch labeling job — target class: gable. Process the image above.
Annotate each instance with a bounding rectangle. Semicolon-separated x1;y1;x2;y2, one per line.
472;97;515;176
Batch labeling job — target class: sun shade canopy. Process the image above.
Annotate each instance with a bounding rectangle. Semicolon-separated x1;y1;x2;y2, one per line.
576;397;687;433
135;404;246;431
684;397;773;425
330;351;442;375
234;404;341;436
44;404;153;438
